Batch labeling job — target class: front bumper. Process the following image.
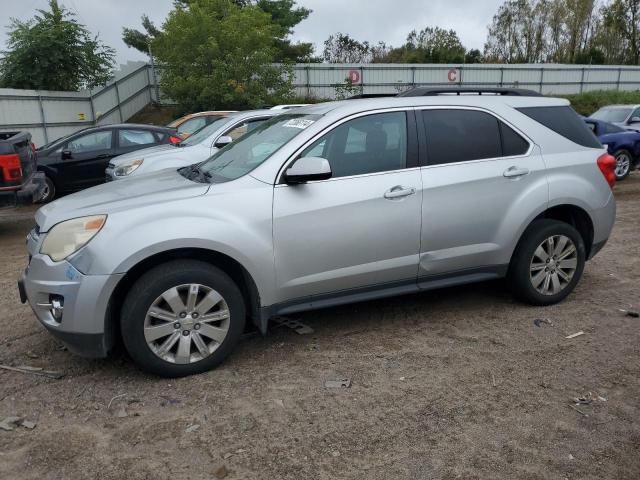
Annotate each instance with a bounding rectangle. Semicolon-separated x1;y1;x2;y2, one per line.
0;172;45;207
19;252;123;358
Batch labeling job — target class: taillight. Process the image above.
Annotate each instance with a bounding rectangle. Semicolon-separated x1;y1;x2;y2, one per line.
597;153;616;189
169;135;182;145
0;154;23;181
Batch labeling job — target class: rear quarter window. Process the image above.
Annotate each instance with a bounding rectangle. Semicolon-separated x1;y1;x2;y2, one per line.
518;106;601;148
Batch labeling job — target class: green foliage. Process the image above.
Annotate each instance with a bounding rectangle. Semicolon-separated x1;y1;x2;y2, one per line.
484;0;640;65
383;27;466;63
333;77;363;100
152;0;293;111
124;0;313;62
122;15;161;55
560;89;640;116
0;0;115;90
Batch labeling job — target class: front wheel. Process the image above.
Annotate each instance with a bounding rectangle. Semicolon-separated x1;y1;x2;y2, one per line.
120;260;246;377
614;149;632;180
508;219;586;306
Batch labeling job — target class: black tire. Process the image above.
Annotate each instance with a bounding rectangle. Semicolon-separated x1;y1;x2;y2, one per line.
613;149;632;180
37;175;56;203
120;260;246;377
508;219;586;306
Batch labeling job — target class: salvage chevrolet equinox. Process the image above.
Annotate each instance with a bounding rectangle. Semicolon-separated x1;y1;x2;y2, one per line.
19;89;617;377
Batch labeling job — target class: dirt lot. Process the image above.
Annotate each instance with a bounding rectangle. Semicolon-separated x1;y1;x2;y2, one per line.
1;176;639;480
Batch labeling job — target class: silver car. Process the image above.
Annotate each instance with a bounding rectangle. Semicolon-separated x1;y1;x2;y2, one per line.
105;110;279;180
19;89;617;377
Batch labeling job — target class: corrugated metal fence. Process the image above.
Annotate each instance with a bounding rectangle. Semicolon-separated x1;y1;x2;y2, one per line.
293;63;640;98
1;62;640;146
0;61;160;146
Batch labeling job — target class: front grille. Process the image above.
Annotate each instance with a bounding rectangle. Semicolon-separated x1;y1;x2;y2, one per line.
107;162;115;169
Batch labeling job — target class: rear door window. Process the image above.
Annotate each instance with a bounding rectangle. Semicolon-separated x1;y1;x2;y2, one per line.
118;129;157;148
518;106;601;148
500;123;529;156
421;110;501;165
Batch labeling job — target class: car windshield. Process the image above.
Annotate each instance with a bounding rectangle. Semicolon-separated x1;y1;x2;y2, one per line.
197;113;321;182
591;107;633;123
181;117;230;146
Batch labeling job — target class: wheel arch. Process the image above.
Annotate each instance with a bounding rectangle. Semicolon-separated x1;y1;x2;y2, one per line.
512;204;594;264
105;247;263;353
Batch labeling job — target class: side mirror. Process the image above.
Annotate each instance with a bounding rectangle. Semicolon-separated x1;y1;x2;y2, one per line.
285;157;332;184
628;116;640;124
214;135;233;148
61;149;72;159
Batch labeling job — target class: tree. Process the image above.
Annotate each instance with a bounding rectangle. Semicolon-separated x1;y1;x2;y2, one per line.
595;0;640;65
152;0;293;111
123;0;313;62
465;49;483;63
322;33;373;63
122;15;161;56
0;0;115;90
383;27;466;63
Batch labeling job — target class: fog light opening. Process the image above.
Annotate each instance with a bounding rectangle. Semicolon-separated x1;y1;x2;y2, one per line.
49;295;64;322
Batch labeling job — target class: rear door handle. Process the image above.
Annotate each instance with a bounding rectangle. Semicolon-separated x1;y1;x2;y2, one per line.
384;185;416;199
503;166;530;178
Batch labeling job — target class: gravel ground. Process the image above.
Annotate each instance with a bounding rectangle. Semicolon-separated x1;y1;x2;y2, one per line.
0;176;639;480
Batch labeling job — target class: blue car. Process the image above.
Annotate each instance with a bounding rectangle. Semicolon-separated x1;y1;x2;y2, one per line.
584;118;640;180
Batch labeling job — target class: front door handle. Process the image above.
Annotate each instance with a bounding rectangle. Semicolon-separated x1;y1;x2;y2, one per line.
384;185;416;200
96;154;110;159
503;166;530;178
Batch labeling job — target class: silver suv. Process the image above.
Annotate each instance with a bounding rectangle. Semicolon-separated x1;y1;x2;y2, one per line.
18;89;617;377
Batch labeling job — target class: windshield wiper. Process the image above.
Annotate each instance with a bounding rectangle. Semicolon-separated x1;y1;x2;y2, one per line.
182;163;211;182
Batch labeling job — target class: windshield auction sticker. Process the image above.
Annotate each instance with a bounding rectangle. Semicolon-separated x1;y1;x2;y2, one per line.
282;119;315;129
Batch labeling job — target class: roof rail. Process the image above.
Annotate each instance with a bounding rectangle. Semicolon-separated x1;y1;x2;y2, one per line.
347;93;398;100
398;87;542;97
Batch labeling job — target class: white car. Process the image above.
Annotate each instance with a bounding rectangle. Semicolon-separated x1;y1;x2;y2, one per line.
106;110;279;180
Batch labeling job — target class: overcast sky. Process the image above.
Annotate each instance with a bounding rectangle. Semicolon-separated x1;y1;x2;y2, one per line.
0;0;503;65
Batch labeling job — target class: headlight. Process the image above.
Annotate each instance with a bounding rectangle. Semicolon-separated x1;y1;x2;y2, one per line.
114;159;143;176
40;215;107;261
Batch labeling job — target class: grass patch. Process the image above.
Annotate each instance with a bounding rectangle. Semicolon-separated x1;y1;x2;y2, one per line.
559;90;640;116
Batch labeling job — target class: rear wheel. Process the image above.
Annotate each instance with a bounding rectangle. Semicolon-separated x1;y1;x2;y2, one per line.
120;260;245;377
508;219;586;306
37;175;55;203
614;149;632;180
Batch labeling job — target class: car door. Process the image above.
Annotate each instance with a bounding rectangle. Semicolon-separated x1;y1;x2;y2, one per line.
416;108;548;282
56;129;115;190
272;110;423;302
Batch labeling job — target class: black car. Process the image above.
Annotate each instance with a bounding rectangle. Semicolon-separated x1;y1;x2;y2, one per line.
36;124;180;202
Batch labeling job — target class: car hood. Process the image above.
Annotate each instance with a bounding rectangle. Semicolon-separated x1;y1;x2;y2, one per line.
109;144;184;165
36;168;210;232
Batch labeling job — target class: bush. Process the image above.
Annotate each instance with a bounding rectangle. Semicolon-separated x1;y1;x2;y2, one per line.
559;90;640;116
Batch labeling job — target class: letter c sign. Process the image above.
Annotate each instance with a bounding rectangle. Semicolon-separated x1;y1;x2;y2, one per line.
448;68;458;83
348;69;361;84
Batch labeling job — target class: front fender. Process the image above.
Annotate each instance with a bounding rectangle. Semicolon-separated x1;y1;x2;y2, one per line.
68;176;278;304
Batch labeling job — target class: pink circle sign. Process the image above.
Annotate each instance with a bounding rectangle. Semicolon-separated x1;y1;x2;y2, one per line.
348;70;361;84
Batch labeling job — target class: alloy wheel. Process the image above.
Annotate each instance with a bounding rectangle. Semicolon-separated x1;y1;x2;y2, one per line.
144;283;230;364
529;235;578;296
615;152;631;178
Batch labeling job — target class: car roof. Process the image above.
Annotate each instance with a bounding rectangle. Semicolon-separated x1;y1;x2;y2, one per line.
293;95;570;118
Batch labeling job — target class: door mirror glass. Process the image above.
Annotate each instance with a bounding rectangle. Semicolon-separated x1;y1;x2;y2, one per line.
214;135;233;148
285;156;332;184
61;149;72;159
